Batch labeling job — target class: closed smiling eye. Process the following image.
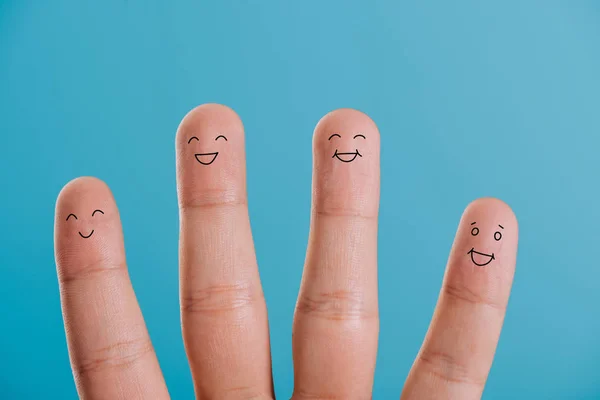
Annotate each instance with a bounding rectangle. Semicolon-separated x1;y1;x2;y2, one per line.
353;134;366;139
215;135;227;141
188;136;199;144
92;209;104;217
66;213;77;221
328;134;341;140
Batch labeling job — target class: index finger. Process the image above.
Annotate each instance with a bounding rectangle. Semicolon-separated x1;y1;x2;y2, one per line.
292;109;381;399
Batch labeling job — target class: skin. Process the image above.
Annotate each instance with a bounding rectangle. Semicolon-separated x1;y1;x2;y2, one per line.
53;104;519;400
54;178;169;400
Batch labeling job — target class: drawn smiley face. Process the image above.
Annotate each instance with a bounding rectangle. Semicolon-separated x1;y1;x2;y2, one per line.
66;209;104;239
467;222;504;266
328;133;366;163
188;134;228;165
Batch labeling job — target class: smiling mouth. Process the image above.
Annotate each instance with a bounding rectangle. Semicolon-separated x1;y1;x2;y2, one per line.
79;230;94;239
195;152;219;165
332;149;362;163
468;248;495;266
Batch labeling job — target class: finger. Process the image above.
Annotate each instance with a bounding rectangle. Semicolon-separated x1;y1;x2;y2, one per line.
292;109;380;399
401;198;518;400
176;104;273;399
54;177;169;400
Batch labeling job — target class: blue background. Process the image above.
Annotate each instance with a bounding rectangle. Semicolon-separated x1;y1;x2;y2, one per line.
1;1;599;398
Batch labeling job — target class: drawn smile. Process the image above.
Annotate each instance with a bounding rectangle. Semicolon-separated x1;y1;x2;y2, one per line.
332;149;362;163
195;152;219;165
79;230;94;239
468;248;495;266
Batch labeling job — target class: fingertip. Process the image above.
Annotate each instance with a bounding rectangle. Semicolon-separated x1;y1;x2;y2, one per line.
176;103;243;147
56;176;113;212
175;103;247;207
314;108;379;134
452;197;518;271
464;196;515;214
462;197;518;236
54;177;124;273
311;108;380;217
313;108;380;151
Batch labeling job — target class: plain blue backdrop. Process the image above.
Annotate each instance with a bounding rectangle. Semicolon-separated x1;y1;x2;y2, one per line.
1;1;599;398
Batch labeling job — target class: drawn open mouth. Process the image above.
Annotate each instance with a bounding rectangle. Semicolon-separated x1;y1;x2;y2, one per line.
333;149;362;163
79;230;94;239
468;248;495;266
195;152;219;165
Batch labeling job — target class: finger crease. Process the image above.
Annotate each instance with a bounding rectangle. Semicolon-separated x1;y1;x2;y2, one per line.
417;349;487;387
442;282;506;312
218;386;274;399
181;282;261;314
75;337;154;377
295;290;377;321
58;263;128;285
293;387;370;399
179;200;248;210
314;209;377;219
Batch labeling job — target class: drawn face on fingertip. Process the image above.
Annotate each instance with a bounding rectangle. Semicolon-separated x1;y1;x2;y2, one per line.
187;134;228;166
328;133;367;163
467;221;504;266
65;209;105;239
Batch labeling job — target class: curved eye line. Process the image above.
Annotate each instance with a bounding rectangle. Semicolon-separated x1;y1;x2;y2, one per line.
215;135;228;141
328;134;341;141
92;209;104;217
66;213;77;221
353;134;366;139
187;136;199;144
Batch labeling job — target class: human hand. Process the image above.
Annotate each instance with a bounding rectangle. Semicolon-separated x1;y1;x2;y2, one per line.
54;105;518;399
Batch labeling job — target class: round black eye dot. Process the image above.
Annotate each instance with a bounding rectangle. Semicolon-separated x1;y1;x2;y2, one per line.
471;227;479;236
494;231;502;241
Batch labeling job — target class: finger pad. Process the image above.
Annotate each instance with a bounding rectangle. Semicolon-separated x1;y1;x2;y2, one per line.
175;103;247;206
312;109;380;217
54;177;124;275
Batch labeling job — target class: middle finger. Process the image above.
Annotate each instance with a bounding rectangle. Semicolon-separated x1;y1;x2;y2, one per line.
176;104;273;399
292;109;381;399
